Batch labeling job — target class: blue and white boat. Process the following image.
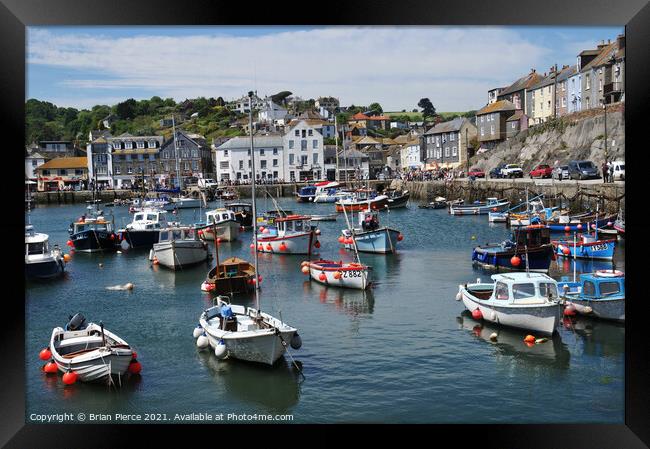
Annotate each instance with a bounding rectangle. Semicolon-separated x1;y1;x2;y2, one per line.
450;197;510;216
25;225;66;280
295;185;317;202
545;213;616;232
472;225;554;272
552;232;616;260
558;270;625;322
339;209;402;254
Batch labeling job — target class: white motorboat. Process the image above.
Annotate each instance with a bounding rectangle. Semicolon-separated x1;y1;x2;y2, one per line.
256;215;319;255
48;314;135;383
119;207;175;248
164;196;202;210
339;209;402;254
197;208;241;242
151;226;209;270
312;182;343;203
456;272;562;335
25;225;65;280
302;259;370;290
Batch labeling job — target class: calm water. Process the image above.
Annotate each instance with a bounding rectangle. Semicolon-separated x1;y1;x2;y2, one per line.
25;198;625;423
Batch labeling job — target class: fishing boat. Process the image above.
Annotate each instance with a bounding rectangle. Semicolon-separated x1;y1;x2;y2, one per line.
302;259;370;290
118;207;173;249
225;202;254;228
502;194;556;227
449;197;510;215
196;209;241;242
339;209;402;254
309;213;338;221
552;232;616;260
195;92;302;366
221;188;238;201
68;203;120;252
25;225;66;280
313;182;344;203
47;313;136;383
472;225;554;272
545;213;616;232
384;188;410;209
201;257;256;295
419;197;460;209
295;185;317;202
256;215;319;255
256;209;294;227
558;270;625;322
335;189;389;212
150;226;209;270
456;272;562;335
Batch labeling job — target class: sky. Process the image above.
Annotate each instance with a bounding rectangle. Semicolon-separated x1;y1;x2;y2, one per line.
27;26;623;112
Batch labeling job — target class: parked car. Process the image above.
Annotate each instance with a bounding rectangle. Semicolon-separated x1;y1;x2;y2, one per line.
552;165;570;180
568;160;600;180
610;161;625;180
489;163;507;179
198;178;219;188
501;164;524;178
468;168;485;178
529;164;553;178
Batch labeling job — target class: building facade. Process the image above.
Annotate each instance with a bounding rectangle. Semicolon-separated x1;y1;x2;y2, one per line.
25;152;46;181
109;134;164;189
158;131;212;188
283;120;325;181
214;134;284;182
475;100;516;151
36;157;88;192
422;118;477;169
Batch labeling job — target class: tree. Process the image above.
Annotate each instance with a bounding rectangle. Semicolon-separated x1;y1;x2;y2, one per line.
418;98;436;120
215;97;225;107
368;102;383;115
115;98;137;120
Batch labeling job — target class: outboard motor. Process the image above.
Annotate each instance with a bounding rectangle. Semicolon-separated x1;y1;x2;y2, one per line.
66;313;87;331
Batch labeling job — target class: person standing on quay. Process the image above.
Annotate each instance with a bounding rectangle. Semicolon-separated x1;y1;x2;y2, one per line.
602;161;609;183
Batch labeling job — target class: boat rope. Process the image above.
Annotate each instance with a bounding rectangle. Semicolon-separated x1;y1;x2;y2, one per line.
274;328;305;381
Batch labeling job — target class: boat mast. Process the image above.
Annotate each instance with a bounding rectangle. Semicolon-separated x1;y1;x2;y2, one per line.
334;114;340;182
172;115;182;192
249;91;261;310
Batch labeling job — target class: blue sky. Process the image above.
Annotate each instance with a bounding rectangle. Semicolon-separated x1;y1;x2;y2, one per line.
27;26;623;112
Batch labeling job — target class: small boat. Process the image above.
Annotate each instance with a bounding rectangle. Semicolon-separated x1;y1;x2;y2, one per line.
488;211;509;223
552;233;616;260
48;313;136;383
335;189;389;212
68;204;120;252
225;202;253;228
295;185;317;202
384;189;410;209
505;196;556;227
613;211;625;237
221;188;238;201
339;209;402;254
256;209;294;227
118;207;173;249
256;215;319;255
197;209;240;242
449;197;510;215
312;181;343;203
302;259;371;290
545;213;616;232
472;225;554;272
151;226;209;270
201;256;256;295
419;197;461;209
164;196;202;210
309;213;338;222
197;297;301;365
558;270;625;322
456;272;562;335
25;224;65;280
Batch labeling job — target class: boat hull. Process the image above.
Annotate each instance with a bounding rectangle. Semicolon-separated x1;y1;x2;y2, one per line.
53;351;133;382
308;262;370;290
25;258;65;280
256;231;316;255
547;215;616;232
200;220;241;242
121;230;159;249
553;239;616;260
153;241;209;269
70;230;120;252
472;245;553;272
386;193;410;209
336;197;389;212
208;277;254;295
164;198;202;210
565;297;625;322
450;201;510;215
343;228;400;254
460;289;559;335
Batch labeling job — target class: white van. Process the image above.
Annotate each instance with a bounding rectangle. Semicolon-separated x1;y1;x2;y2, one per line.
198;178;219;188
610;161;625;180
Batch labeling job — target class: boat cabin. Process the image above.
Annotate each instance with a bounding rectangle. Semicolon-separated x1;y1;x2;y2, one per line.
298;186;317;196
510;225;551;247
275;215;313;234
476;273;560;305
560;271;625;298
128;209;168;231
71;216;113;235
209;257;255;280
158;227;200;242
225;202;252;215
206;208;237;225
357;210;380;230
25;226;53;256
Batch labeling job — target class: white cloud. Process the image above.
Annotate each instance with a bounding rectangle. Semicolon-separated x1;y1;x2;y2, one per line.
28;26;553;111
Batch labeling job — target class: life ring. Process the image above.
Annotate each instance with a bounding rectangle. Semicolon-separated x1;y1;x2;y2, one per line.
595;270;624;278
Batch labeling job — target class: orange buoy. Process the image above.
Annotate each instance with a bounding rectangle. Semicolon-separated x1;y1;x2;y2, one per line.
258;244;263;251
510;256;521;267
301;265;310;274
152;257;159;265
63;254;71;262
338;235;345;243
128;360;142;374
265;243;272;251
564;226;571;232
318;273;327;282
524;335;536;343
279;242;287;251
333;271;342;280
62;371;78;385
43;362;58;374
39;348;52;361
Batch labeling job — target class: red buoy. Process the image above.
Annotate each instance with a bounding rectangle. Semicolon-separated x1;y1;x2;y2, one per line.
66;240;73;247
265;243;272;251
262;228;270;234
259;226;265;233
471;308;483;320
198;230;204;237
279;242;287;251
524;335;536;343
564;226;571;232
62;371;78;385
562;246;571;256
318;273;327;281
216;237;222;244
39;348;52;361
257;275;263;284
397;234;404;241
258;244;263;251
128;360;142;375
338;235;345;243
43;362;58;374
250;243;255;249
492;207;497;212
131;351;138;360
510;256;521;267
563;305;576;316
314;240;321;248
110;234;115;240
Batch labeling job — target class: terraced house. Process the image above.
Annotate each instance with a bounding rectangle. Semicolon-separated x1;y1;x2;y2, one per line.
214;134;284;182
283;120;325;181
421;117;477;169
109;133;164;189
581;36;625;110
36;157;88;192
158;130;212;187
497;69;543;112
475;100;516;152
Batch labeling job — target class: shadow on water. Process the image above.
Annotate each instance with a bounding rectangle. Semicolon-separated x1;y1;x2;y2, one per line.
196;351;301;411
456;310;571;370
39;370;143;403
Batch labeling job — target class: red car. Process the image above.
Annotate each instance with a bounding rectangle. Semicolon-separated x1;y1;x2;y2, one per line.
468;168;485;178
529;164;553;178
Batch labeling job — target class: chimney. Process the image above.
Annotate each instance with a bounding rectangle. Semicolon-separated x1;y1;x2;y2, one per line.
617;34;625;50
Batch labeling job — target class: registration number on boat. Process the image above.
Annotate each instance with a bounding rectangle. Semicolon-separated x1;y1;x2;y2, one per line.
591;244;609;251
342;270;362;278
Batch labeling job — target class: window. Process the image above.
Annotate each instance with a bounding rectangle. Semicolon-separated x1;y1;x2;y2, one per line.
481;116;484;123
184;162;190;171
512;122;516;129
220;161;229;169
289;154;295;165
301;140;307;151
313;153;319;165
127;166;133;174
301;155;308;165
148;140;156;148
289;140;294;149
308;129;313;136
583;281;596;296
138;154;144;161
480;128;484;137
449;133;455;141
561;97;566;107
114;166;121;174
192;149;199;158
586;76;591;90
294;130;300;137
599;282;620;296
313;140;318;149
290;171;295;181
539;283;558;299
75;169;83;175
442;134;446;143
125;141;133;149
495;282;509;300
125;154;131;161
137;141;145;149
239;160;243;170
301;130;306;138
260;160;267;169
444;147;449;157
598;79;602;92
452;146;457;156
58;169;67;176
149;154;155;161
512;283;536;299
490;125;495;134
192;160;199;171
31;159;38;167
273;159;278;167
260;149;265;156
273;148;278;155
224;150;229;157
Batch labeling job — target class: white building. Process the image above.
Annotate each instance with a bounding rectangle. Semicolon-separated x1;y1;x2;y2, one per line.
258;99;288;123
400;140;423;170
228;93;265;114
283;120;325;182
214;134;284;182
25;152;46;181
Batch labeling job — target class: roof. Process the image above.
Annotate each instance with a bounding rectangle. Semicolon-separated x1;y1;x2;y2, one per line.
339;148;368;159
367;115;391;121
286;118;329;128
216;135;284;150
37;157;87;170
582;41;621;72
26;152;46;159
506;110;526;122
350;112;370;120
491;272;554;283
354;136;382;145
476;100;516;116
498;71;544;97
424;117;466;134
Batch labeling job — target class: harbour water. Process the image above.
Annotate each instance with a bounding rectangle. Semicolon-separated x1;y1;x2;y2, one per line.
25;198;625;423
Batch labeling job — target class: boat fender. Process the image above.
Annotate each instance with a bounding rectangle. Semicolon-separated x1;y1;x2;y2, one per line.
193;326;203;339
214;340;227;359
583;306;593;314
563;305;576;316
471;309;483;320
301;266;310;275
595;270;624;277
523;335;536;344
39;347;52;361
128;360;142;375
455;286;463;301
43;362;58;374
489;333;498;342
290;332;302;350
62;371;78;385
196;334;209;349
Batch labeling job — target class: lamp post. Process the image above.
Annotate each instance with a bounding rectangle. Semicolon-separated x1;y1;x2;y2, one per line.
602;100;608;182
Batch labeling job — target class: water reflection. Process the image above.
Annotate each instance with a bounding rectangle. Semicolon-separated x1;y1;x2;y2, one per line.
197;351;301;411
457;311;570;370
562;315;625;359
305;282;375;316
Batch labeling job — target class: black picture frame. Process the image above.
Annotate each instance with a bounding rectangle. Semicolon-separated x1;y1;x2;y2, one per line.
3;0;648;446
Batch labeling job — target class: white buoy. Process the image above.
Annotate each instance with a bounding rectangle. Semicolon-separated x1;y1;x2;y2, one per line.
193;326;203;339
455;292;462;301
196;335;209;349
148;249;154;261
214;341;227;359
489;332;498;341
476;277;481;284
290;333;302;350
200;282;209;292
583;306;593;314
117;250;122;254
